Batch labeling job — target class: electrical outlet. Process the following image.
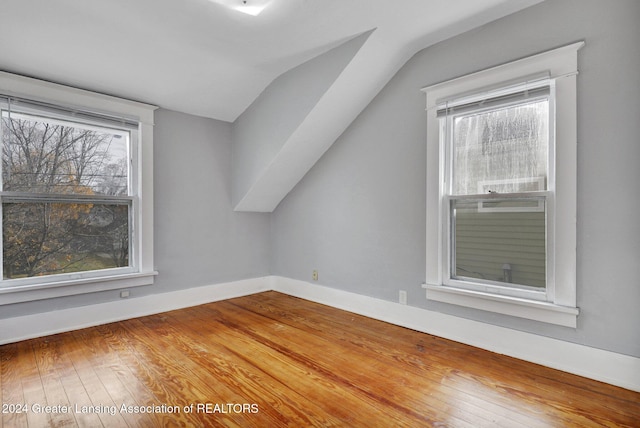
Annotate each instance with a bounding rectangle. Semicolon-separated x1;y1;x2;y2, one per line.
312;270;318;281
399;290;407;305
120;290;130;298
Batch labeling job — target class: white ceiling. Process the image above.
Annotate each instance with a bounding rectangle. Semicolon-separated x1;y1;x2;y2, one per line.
0;0;542;123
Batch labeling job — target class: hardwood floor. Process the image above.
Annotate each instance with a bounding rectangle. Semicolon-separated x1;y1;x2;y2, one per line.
1;291;639;427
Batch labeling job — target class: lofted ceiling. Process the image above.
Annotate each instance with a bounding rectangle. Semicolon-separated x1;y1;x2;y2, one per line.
0;0;542;123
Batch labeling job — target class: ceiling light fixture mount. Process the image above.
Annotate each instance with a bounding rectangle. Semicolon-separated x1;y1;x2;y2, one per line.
209;0;272;16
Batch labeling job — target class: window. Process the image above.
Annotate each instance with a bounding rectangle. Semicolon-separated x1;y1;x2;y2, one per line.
442;79;551;297
422;43;583;327
0;72;156;304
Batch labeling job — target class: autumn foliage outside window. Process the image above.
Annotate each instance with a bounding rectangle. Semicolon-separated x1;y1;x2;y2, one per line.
1;108;132;279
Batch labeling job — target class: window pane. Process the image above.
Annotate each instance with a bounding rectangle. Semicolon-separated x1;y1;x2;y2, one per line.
452;198;546;288
3;202;129;279
1;111;129;196
452;99;548;195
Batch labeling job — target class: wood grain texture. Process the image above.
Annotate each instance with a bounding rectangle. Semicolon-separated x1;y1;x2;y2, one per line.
1;291;639;427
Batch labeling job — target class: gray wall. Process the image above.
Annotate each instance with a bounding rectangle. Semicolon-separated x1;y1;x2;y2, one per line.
153;109;270;288
0;108;271;319
232;32;370;208
271;0;640;357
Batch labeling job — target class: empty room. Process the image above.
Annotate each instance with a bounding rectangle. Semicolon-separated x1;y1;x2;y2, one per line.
1;0;639;426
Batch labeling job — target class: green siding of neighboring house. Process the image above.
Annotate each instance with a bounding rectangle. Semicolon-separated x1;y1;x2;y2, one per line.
454;206;546;288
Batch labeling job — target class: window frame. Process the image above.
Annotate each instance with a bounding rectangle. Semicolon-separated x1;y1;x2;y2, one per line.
476;178;545;213
0;71;157;304
444;194;550;300
421;42;583;328
442;85;553;300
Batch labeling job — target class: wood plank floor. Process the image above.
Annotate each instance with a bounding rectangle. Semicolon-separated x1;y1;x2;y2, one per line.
1;291;639;427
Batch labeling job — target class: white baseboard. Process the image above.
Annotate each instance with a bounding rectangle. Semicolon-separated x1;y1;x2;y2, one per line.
1;274;638;392
271;276;640;393
0;276;270;345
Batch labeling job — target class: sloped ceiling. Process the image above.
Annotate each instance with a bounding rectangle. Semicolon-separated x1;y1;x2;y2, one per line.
1;0;541;122
0;0;542;211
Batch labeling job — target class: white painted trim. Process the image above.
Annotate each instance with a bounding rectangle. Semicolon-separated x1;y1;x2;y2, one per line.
1;274;637;393
0;277;270;345
0;71;156;125
271;276;640;392
423;42;583;317
423;283;578;328
0;271;158;305
0;71;157;304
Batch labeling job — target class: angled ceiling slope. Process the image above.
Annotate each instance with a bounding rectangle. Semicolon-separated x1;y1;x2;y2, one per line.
232;1;544;212
232;31;373;211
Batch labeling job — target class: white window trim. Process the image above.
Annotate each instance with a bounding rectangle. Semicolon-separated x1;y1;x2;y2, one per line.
421;42;584;328
0;71;157;305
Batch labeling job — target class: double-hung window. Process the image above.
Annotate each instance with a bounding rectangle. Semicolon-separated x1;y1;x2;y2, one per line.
422;43;583;327
441;78;552;298
0;72;156;304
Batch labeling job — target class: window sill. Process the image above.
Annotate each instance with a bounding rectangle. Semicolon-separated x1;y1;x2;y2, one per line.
423;283;578;328
0;271;158;305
